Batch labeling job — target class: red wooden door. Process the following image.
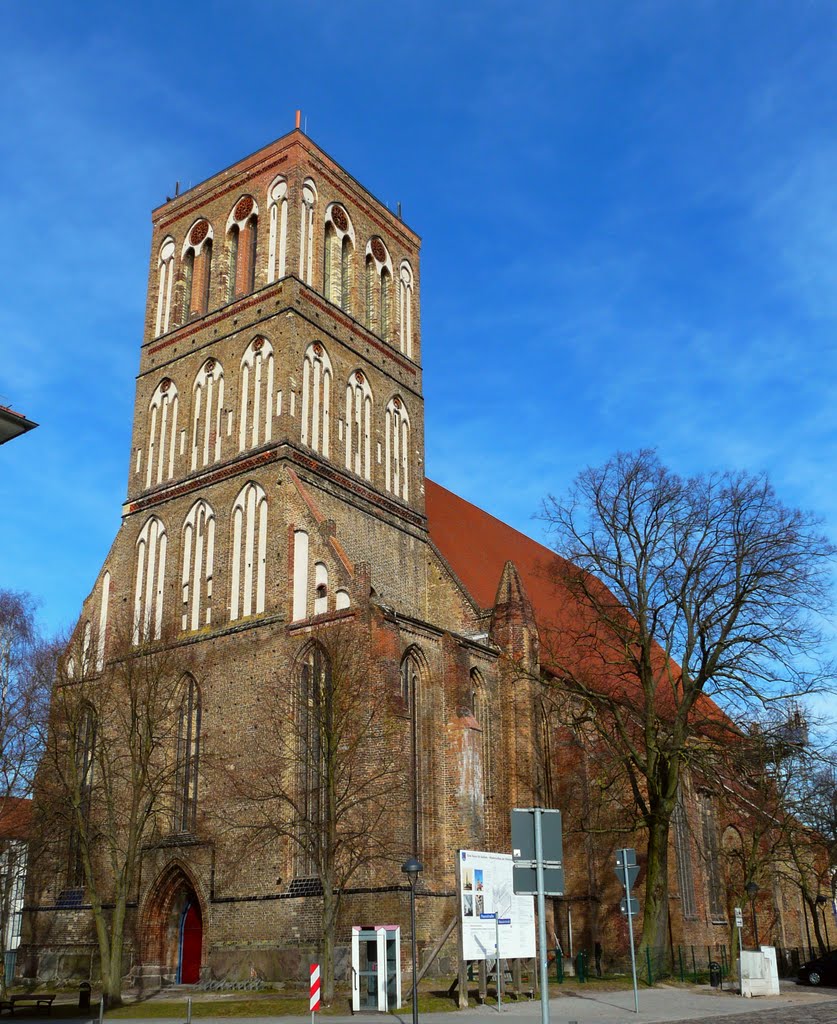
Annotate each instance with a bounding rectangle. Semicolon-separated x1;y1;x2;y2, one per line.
179;901;202;984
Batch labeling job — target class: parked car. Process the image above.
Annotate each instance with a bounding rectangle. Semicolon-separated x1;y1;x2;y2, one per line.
798;950;837;986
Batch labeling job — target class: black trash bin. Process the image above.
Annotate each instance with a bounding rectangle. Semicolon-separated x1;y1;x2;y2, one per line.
79;982;91;1010
709;962;722;988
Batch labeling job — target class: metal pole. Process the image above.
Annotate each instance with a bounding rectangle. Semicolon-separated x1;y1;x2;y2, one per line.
534;809;550;1024
751;897;759;948
410;881;419;1024
98;997;104;1024
623;851;639;1014
495;913;502;1012
187;997;192;1024
737;924;744;998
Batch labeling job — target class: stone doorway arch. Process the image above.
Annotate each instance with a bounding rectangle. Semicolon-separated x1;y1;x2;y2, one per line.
140;861;206;986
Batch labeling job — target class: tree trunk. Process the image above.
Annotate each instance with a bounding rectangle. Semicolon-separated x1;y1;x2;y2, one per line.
640;810;671;955
805;894;827;955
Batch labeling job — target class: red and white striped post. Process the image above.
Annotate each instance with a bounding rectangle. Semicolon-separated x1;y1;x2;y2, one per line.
310;962;321;1023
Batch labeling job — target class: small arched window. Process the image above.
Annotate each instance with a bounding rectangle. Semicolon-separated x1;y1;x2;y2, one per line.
399;261;414;358
292;529;309;622
81;622;92;677
364;238;393;340
238;337;274;451
181;500;216;631
155;237;176;336
230;481;268;621
267;176;289;283
181;220;213;322
227;195;259;301
301;342;332;458
146;378;179;488
324;204;354;313
314;562;329;616
384;396;410;501
174;676;201;833
191;358;225;470
298;179;317;286
133;515;168;644
344;370;373;481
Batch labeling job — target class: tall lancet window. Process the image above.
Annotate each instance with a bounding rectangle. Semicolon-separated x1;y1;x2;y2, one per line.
181;219;213;322
96;570;110;672
67;703;96;887
238;337;274;451
146;378;179;488
301;342;332;457
298;179;317;286
155;237;176;336
323;204;354;313
181;500;216;631
174;676;201;833
470;668;490;803
364;238;393;340
384;396;410;501
230;481;267;621
226;195;259;301
400;649;424;857
344;370;373;480
191;358;224;470
133;516;168;643
267;176;289;283
398;261;414;358
296;643;331;875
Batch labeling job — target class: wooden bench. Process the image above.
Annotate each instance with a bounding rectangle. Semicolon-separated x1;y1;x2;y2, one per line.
0;994;57;1015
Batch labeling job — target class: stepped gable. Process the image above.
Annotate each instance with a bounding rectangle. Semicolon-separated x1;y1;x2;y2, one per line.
425;478;727;726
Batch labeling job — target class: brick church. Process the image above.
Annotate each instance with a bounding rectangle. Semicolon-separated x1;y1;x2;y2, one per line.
23;127;812;986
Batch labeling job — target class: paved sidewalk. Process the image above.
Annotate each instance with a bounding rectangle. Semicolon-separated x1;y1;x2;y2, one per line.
72;987;837;1024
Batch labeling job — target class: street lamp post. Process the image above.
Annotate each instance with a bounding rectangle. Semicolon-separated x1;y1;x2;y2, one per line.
402;857;423;1024
816;895;831;950
745;882;760;948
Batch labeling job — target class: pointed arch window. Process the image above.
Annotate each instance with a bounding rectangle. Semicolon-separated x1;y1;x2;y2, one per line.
226;195;259;301
301;342;332;458
296;643;331;876
230;482;267;621
384;396;410;501
181;220;213;322
146;378;179;488
267;176;289;283
133;516;168;644
238;337;274;451
698;792;725;921
155;237;176;336
398;261;414;358
174;677;201;833
67;703;96;887
299;179;317;286
673;789;697;919
191;358;224;470
364;238;393;340
181;500;216;631
470;668;491;802
344;370;372;480
324;204;354;313
96;570;110;673
400;649;423;856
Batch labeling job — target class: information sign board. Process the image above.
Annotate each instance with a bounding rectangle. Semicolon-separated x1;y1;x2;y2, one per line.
458;850;535;961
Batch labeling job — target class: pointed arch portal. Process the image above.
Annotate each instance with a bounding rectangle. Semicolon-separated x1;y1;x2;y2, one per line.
141;863;204;985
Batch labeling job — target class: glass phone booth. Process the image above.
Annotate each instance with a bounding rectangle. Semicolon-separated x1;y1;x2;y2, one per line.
351;925;401;1012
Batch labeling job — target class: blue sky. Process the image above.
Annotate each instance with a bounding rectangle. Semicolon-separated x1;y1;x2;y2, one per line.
2;1;837;641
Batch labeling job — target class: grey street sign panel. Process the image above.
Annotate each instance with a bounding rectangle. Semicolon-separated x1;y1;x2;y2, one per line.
511;808;564;896
615;863;640;889
616;847;636;867
620;896;640;916
511;809;564;865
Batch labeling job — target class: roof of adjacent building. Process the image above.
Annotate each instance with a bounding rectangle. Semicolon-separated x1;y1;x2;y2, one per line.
0;404;38;445
0;796;32;840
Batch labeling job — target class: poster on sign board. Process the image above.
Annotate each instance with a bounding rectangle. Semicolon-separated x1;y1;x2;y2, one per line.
458;850;536;960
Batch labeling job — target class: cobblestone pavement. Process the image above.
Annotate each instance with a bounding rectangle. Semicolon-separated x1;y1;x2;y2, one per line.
669;1001;837;1023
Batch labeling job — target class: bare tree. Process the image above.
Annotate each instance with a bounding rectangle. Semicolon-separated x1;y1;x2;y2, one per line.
539;449;835;953
37;619;195;1008
221;623;404;1004
0;591;53;995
